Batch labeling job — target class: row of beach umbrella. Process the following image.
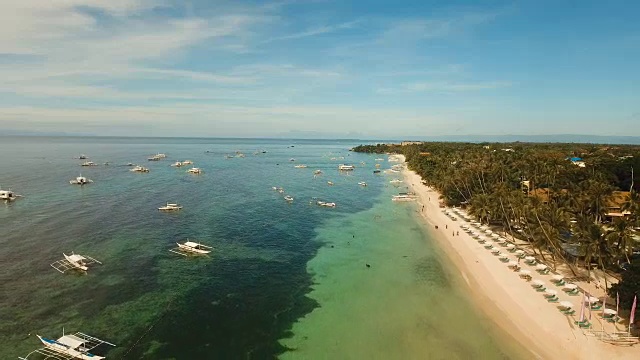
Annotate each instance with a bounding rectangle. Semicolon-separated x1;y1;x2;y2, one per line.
450;207;619;322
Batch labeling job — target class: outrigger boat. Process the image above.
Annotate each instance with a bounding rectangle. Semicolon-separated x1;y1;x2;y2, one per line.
50;253;102;273
69;175;93;185
284;195;294;202
129;165;149;173
294;164;307;168
80;161;97;167
171;161;184;167
316;200;336;208
186;167;202;174
338;164;355;171
0;187;21;201
158;203;182;211
358;182;367;187
170;240;213;256
19;331;115;360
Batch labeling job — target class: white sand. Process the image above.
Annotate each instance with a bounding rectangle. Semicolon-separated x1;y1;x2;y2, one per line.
400;156;637;360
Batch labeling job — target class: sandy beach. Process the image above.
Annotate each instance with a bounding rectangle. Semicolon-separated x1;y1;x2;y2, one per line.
398;155;638;360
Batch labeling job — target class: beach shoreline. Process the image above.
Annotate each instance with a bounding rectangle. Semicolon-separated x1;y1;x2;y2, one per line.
398;155;637;360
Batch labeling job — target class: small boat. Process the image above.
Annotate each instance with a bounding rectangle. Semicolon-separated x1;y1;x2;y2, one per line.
284;195;294;202
50;252;102;273
272;186;284;193
294;164;308;168
236;153;246;158
290;158;296;162
373;170;381;174
182;160;193;165
390;179;403;184
126;163;135;166
80;161;97;166
187;167;202;174
20;331;115;360
130;165;149;173
392;195;416;202
338;164;355;171
0;187;21;201
225;154;234;159
375;158;384;161
358;182;367;187
148;155;162;161
317;201;336;208
171;161;184;167
158;202;183;211
314;170;323;175
170;240;212;256
78;154;88;160
69;175;93;185
327;181;334;186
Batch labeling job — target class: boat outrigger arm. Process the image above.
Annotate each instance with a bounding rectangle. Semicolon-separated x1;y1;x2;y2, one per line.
19;332;116;360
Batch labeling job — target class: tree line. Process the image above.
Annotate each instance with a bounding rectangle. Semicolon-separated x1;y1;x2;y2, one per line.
354;142;640;312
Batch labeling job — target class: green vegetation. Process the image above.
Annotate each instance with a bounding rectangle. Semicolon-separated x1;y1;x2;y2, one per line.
354;142;640;312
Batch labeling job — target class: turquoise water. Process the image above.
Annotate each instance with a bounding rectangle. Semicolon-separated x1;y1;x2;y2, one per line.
0;137;522;359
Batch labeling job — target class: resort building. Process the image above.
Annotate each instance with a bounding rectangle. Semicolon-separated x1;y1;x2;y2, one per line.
604;191;632;219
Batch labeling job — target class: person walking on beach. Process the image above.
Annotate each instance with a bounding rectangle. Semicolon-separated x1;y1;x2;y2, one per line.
456;231;459;236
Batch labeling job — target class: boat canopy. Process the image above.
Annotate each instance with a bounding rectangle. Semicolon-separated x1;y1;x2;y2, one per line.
67;254;86;262
57;335;86;349
184;241;200;248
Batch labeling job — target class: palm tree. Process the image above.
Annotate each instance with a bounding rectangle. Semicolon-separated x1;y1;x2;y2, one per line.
606;217;636;264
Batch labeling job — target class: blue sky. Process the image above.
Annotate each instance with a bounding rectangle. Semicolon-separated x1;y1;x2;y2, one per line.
0;0;638;138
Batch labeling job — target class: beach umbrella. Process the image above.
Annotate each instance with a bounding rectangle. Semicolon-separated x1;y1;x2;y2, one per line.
544;289;558;296
519;270;531;275
559;301;574;309
491;234;500;239
584;296;599;304
484;229;493;235
563;284;578;290
515;250;525;255
532;279;545;286
484;241;494;246
603;308;617;315
536;264;548;271
506;244;516;249
551;275;564;282
524;256;535;262
507;261;519;267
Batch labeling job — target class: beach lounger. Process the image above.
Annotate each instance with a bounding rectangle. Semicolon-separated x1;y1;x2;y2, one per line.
562;309;576;315
567;289;580;296
547;296;559;303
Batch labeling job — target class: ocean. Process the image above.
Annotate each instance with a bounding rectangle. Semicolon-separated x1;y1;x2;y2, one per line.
0;137;524;359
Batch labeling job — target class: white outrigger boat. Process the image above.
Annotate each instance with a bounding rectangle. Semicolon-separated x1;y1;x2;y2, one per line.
284;195;294;202
170;240;212;256
317;200;336;208
129;165;149;173
19;331;115;360
327;181;334;186
294;164;307;168
358;181;367;187
182;160;193;165
50;253;102;273
313;170;323;175
0;187;21;201
158;202;182;211
80;161;97;167
392;194;416;202
186;167;202;174
338;164;355;171
69;175;93;185
171;161;184;167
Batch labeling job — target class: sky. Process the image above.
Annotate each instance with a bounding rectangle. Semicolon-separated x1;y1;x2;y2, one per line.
0;0;639;138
